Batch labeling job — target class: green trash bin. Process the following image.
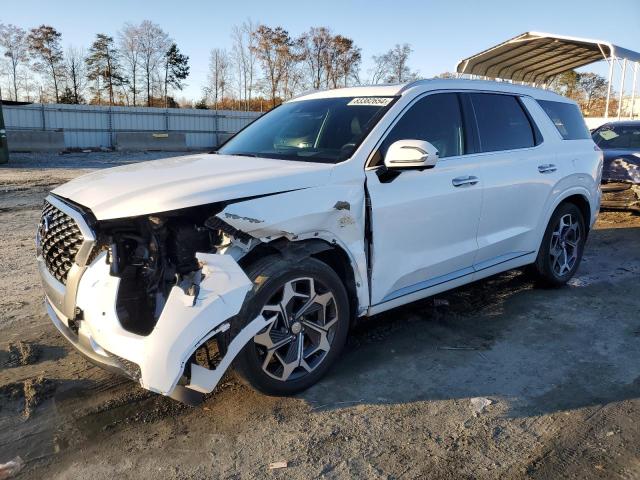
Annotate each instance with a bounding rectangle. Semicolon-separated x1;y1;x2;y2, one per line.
0;100;8;164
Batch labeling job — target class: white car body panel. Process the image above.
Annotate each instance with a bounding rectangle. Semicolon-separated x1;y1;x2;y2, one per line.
218;179;370;312
36;79;602;401
53;153;333;220
72;252;253;395
365;156;483;305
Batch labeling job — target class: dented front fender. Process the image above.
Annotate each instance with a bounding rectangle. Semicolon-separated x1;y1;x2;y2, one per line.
217;183;370;314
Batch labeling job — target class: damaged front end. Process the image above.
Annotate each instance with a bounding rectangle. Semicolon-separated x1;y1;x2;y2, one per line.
37;172;368;403
37;194;277;403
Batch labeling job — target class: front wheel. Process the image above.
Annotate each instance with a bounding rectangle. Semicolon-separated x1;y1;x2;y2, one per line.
230;255;350;396
530;202;586;287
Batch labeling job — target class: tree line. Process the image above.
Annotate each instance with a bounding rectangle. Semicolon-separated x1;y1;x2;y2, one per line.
0;20;420;110
0;22;189;107
0;20;615;115
548;71;613;117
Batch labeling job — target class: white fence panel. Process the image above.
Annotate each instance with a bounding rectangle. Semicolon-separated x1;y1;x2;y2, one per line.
3;103;262;150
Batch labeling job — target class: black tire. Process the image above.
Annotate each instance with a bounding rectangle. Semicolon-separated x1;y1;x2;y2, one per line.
227;255;350;396
530;202;586;287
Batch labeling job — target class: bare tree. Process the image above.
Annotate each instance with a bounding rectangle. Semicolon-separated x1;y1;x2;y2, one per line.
433;72;456;79
27;25;65;102
232;25;244;105
578;72;607;114
17;68;37;101
549;71;580;99
370;43;418;84
0;24;28;101
65;46;86;103
370;52;390;84
327;35;361;88
231;20;259;110
118;23;142;106
300;26;332;90
138;20;170;106
208;48;230;109
252;25;298;107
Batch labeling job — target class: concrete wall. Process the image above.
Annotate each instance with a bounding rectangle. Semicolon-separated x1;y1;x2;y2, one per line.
3;103;262;152
6;130;65;152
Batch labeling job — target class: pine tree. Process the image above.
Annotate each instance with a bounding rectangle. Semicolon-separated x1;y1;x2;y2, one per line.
85;34;124;105
163;43;189;107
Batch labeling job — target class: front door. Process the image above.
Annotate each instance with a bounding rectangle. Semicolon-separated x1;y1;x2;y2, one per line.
366;93;482;306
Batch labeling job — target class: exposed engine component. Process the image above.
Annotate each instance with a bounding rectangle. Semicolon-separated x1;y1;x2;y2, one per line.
97;206;229;335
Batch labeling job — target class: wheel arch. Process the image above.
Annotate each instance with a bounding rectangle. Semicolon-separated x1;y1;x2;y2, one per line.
543;187;594;232
238;238;360;324
560;193;591;232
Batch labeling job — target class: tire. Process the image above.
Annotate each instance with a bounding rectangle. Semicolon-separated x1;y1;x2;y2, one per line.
530;202;586;287
227;255;350;396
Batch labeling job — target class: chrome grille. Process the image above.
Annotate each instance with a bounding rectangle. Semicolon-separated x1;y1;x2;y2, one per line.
40;201;84;285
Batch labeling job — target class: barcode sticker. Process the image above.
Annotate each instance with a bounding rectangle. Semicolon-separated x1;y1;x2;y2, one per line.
347;97;393;107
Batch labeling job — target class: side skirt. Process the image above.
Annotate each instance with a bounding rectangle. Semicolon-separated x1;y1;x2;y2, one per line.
367;251;535;316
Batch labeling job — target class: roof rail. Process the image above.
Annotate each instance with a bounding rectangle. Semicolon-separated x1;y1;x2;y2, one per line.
397;79;434;94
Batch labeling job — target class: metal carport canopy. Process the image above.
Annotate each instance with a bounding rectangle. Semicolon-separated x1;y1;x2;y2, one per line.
455;31;640;84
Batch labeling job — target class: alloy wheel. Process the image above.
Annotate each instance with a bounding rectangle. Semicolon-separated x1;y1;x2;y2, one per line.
253;277;339;382
549;213;581;277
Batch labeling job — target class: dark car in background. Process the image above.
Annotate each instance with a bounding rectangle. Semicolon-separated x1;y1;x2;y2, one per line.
592;121;640;212
592;121;640;184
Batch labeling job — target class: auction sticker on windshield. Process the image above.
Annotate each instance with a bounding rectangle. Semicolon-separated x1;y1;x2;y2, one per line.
347;97;394;106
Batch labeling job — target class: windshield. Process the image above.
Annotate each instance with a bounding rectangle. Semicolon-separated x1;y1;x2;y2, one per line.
592;124;640;150
218;96;395;163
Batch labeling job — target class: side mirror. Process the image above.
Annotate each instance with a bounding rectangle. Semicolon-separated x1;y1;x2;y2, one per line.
384;140;439;169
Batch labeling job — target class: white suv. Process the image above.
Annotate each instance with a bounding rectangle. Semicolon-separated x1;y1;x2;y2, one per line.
36;79;602;403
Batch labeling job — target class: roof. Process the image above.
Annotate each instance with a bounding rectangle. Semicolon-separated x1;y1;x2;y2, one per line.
456;31;640;84
289;84;404;101
291;78;568;103
598;120;640;127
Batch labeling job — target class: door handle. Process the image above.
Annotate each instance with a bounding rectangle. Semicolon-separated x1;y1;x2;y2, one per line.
452;175;479;187
538;164;557;174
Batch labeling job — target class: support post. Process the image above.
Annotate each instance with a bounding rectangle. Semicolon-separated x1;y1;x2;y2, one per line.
0;96;9;164
631;62;638;119
617;59;627;121
604;55;615;119
108;107;114;149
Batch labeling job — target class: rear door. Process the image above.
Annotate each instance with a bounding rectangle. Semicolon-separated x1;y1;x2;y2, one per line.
465;92;561;270
366;92;483;306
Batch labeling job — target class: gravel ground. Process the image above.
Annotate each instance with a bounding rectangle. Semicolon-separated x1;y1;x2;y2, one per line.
1;152;640;479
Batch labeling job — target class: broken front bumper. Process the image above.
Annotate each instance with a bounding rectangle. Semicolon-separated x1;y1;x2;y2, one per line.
41;251;271;402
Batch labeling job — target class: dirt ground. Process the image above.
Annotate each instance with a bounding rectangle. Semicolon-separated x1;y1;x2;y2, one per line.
1;152;640;479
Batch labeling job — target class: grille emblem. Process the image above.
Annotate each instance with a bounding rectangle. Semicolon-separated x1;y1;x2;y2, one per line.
40;214;52;237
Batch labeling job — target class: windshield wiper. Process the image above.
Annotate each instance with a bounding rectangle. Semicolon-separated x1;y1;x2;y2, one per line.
230;152;258;158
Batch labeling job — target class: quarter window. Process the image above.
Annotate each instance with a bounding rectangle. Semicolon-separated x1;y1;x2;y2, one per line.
378;93;465;162
470;93;536;152
538;100;590;140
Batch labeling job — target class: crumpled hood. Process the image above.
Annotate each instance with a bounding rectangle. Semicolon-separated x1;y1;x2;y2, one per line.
53;153;334;220
602;149;640;184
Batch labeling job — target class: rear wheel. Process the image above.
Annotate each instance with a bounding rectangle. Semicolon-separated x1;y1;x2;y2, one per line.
530;202;586;287
230;255;350;396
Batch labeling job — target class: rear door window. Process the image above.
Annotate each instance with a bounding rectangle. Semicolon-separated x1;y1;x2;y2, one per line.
469;93;536;152
537;100;590;140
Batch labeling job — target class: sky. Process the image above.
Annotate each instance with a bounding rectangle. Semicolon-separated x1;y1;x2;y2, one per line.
3;0;640;101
